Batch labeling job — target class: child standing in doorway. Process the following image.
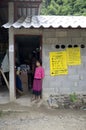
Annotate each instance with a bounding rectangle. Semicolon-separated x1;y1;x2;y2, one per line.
32;59;45;102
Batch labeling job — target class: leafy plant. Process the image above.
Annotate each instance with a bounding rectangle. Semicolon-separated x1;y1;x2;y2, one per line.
69;93;77;103
41;0;86;16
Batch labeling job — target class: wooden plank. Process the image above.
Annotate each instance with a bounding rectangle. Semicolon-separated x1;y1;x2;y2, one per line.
0;69;23;95
0;69;9;89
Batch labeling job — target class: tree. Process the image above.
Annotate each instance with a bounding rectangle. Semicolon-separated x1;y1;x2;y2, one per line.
41;0;86;16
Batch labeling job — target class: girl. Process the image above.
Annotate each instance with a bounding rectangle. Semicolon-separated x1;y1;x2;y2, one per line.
32;59;45;102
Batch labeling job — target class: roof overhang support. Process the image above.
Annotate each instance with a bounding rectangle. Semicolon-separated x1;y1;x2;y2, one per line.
9;27;16;102
9;2;16;102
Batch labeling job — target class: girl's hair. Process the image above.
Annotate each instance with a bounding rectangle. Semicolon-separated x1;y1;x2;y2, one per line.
36;59;42;65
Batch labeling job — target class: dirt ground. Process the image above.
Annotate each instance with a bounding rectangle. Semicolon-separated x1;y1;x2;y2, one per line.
0;103;86;130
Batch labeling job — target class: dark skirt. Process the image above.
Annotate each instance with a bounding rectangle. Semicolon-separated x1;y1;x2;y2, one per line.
33;79;42;96
16;75;23;92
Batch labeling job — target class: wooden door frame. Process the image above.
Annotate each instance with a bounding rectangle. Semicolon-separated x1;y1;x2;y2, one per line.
14;34;43;97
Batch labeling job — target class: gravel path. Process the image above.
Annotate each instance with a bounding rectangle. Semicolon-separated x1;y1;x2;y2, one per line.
0;104;86;130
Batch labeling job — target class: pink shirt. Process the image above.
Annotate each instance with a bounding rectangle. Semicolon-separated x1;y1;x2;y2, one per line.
34;66;45;79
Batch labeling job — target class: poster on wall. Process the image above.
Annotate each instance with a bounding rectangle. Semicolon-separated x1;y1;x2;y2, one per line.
50;51;68;76
67;47;81;65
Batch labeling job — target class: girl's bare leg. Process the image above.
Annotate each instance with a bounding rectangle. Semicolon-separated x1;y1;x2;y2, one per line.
35;96;41;103
31;95;36;101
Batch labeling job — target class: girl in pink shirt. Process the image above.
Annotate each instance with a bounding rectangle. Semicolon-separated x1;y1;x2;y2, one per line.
32;59;45;102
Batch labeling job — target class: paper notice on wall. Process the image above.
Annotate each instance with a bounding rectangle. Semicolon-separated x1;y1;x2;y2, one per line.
50;51;68;76
67;47;81;65
9;45;14;52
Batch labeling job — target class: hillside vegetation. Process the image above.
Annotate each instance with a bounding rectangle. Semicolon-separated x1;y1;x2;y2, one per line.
41;0;86;15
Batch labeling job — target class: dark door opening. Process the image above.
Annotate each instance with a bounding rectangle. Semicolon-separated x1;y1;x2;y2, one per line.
15;35;42;97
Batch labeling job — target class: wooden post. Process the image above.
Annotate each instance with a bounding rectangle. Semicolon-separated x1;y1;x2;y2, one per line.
9;2;16;101
9;27;16;102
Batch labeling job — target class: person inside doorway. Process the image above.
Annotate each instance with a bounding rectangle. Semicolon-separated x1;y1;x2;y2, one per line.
32;59;45;102
16;68;23;94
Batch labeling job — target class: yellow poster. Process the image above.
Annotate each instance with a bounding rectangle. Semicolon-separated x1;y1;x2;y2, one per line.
67;47;81;65
50;51;68;76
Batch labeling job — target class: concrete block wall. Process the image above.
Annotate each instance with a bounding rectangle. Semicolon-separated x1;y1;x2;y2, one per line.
42;29;86;98
14;28;86;99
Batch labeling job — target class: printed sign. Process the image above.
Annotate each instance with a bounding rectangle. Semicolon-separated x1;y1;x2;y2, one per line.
67;47;81;65
50;51;68;76
9;45;14;52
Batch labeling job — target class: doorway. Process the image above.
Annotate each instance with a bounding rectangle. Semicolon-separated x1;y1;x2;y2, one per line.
15;35;42;98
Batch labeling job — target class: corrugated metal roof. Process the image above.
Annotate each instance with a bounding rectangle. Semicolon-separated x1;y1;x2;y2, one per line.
2;16;86;29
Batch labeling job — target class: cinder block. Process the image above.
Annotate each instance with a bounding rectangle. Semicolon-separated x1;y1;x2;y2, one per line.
56;30;67;37
82;37;86;44
45;38;58;44
67;29;81;37
58;37;71;44
78;68;86;74
81;56;86;62
42;38;46;44
68;75;79;81
60;86;72;94
71;84;80;93
81;30;86;37
59;79;74;94
71;37;83;44
79;81;86;87
43;29;56;33
45;70;50;76
79;74;86;80
81;49;86;56
68;68;77;75
43;31;56;38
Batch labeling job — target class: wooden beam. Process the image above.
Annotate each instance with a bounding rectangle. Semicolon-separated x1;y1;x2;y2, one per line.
14;1;42;7
17;5;39;8
0;1;42;8
0;69;9;89
14;1;41;9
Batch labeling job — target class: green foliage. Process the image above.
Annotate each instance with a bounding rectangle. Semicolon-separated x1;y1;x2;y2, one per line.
70;93;77;103
41;0;86;15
